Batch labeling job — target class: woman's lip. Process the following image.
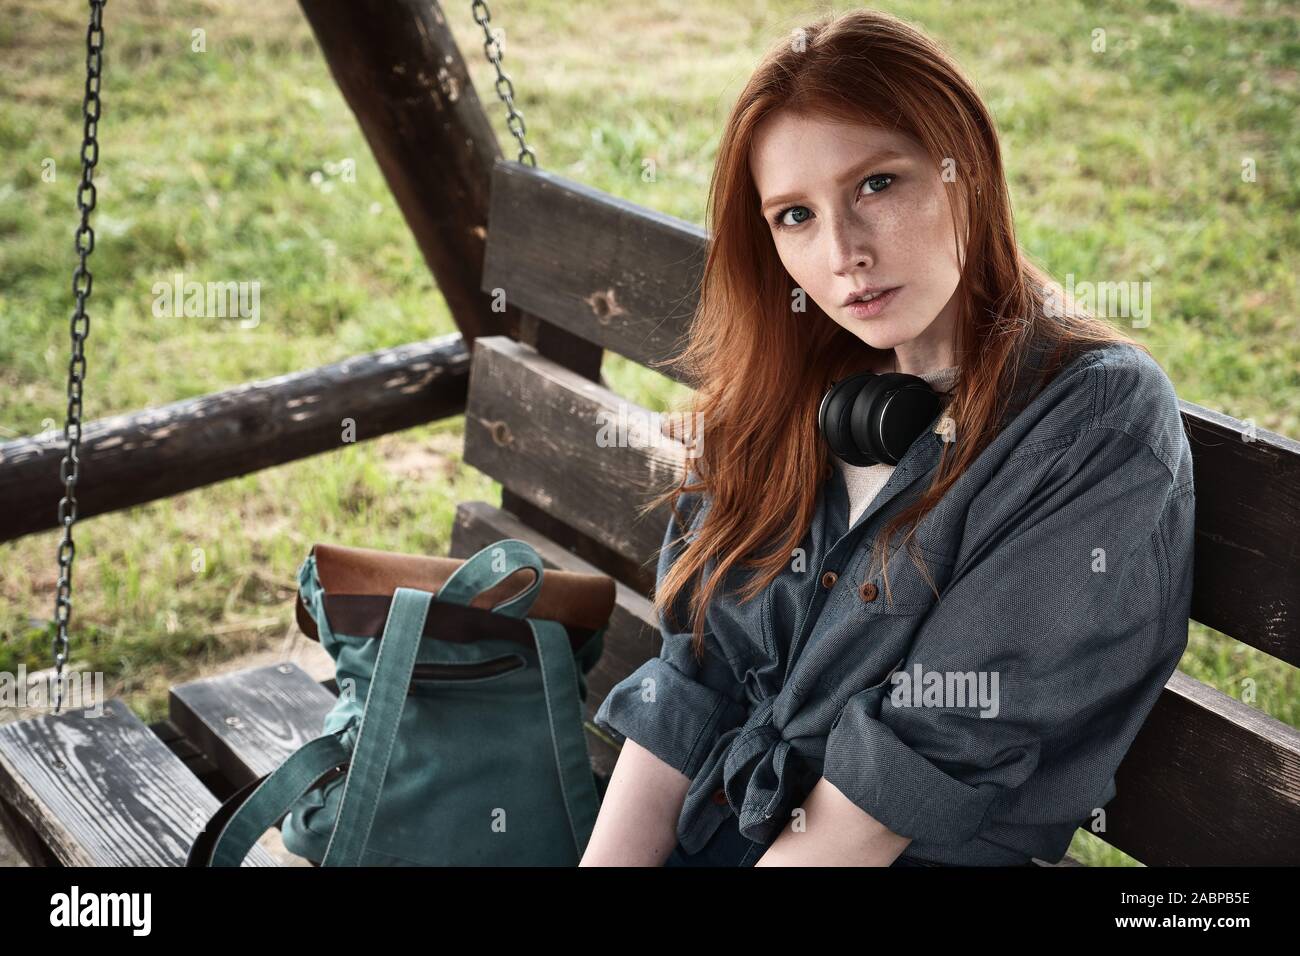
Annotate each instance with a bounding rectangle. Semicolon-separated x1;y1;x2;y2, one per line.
843;286;901;318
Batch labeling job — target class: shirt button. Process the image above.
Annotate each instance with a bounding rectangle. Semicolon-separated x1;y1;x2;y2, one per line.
859;580;878;602
821;570;838;589
712;787;728;805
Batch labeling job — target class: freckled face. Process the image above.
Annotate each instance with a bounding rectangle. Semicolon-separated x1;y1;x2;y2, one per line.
750;112;966;368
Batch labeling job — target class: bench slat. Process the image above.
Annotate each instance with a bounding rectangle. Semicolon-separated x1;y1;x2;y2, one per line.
0;698;275;866
482;159;702;382
169;663;337;789
1106;668;1300;865
464;335;683;566
1181;405;1300;666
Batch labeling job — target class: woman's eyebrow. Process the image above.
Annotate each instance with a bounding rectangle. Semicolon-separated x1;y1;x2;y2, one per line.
759;148;909;214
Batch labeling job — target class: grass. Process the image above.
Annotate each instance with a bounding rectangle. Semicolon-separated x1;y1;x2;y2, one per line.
1;0;1296;867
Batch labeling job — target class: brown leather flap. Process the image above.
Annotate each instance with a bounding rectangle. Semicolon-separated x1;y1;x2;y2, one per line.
295;542;616;643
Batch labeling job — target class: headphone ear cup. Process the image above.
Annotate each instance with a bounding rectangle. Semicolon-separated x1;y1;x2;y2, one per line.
820;369;943;468
848;372;911;465
819;372;875;466
847;371;930;465
865;374;943;465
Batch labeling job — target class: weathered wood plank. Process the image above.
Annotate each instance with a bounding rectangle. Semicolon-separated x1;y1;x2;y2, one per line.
463;335;685;567
0;698;275;866
0;795;61;867
169;663;337;789
0;334;470;544
1106;668;1300;865
482;159;703;382
1181;405;1300;665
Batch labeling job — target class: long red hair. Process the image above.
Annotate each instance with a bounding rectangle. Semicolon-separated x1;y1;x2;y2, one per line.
642;9;1147;658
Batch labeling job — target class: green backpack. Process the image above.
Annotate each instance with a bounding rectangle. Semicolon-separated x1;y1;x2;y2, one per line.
188;538;611;866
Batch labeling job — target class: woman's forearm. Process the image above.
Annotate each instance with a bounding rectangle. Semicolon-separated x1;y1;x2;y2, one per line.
754;776;912;866
579;738;692;866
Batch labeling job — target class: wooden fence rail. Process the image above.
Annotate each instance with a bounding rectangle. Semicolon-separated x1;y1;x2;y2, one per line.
0;333;471;544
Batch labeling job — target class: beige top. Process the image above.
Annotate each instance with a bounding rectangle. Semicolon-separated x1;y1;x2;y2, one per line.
835;365;958;528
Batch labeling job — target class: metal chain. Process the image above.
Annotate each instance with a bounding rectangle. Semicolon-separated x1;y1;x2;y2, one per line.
470;0;537;166
51;0;106;715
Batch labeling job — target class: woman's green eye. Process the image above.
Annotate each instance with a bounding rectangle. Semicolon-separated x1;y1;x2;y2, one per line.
863;173;894;194
772;173;895;230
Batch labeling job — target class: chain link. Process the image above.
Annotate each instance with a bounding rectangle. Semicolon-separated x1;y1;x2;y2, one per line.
470;0;536;167
52;0;106;715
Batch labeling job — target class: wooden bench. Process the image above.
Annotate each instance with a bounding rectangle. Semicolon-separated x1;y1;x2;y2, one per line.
2;158;1298;867
455;160;1300;866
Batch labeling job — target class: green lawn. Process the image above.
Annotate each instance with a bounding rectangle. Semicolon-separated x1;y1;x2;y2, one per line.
1;0;1296;866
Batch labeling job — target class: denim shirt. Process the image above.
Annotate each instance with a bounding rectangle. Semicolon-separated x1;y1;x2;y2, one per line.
593;340;1196;865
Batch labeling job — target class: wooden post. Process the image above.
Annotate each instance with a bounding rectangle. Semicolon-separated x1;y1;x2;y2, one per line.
298;2;605;553
297;0;517;348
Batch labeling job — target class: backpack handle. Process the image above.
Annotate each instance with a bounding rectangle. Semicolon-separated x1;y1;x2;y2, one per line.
435;538;544;619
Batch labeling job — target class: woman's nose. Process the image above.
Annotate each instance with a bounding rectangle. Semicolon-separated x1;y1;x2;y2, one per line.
827;216;875;273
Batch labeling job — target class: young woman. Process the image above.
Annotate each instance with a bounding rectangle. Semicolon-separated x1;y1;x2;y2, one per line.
580;9;1195;867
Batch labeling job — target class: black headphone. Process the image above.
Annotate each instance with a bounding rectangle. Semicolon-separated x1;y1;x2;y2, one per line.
818;371;944;467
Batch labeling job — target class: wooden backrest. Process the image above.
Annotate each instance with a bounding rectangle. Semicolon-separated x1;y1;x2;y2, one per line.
468;157;1300;865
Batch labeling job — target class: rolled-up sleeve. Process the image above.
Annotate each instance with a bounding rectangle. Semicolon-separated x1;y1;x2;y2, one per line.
822;424;1190;845
593;488;749;782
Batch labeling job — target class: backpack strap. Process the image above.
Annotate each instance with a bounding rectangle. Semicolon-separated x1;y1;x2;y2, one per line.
191;730;351;866
319;585;431;866
194;586;430;866
530;617;601;856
